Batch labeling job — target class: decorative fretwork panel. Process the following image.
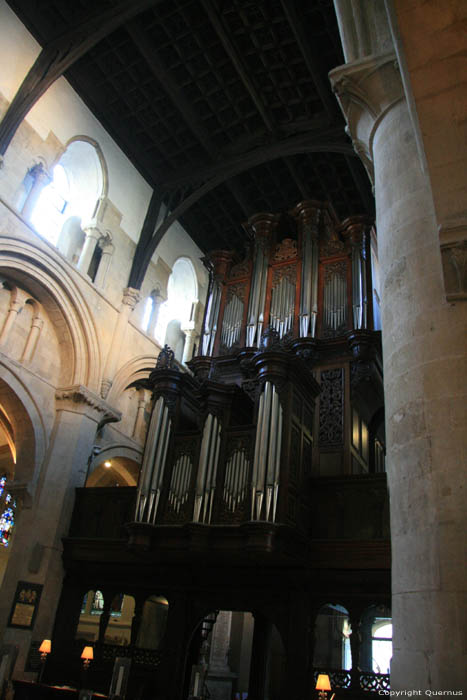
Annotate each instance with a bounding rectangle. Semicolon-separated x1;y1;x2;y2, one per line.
102;643;163;668
318;368;344;447
313;669;351;689
360;672;390;692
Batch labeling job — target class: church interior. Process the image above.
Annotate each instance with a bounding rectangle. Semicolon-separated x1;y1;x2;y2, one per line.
0;1;465;698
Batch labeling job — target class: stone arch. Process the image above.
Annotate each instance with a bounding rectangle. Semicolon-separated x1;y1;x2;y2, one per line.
0;236;101;390
0;365;47;489
106;355;157;406
87;444;142;487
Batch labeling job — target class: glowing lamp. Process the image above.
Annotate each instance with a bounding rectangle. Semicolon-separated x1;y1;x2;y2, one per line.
316;674;332;700
81;646;94;669
38;639;51;683
39;639;51;658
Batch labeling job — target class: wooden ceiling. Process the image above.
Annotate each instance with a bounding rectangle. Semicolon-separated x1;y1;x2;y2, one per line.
7;0;373;260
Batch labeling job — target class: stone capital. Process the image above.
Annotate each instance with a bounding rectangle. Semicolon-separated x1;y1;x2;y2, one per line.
82;223;105;240
55;384;121;423
122;287;141;309
329;52;404;184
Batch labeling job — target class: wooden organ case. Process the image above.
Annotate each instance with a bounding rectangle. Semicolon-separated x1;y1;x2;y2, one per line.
130;200;385;541
58;201;389;700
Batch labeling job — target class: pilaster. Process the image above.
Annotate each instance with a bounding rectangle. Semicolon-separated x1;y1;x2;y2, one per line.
0;386;120;680
330;32;467;691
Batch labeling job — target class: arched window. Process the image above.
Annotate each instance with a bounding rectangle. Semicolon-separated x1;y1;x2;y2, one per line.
30;140;106;271
0;485;16;548
30;164;70;245
372;621;392;674
142;296;154;333
155;259;198;362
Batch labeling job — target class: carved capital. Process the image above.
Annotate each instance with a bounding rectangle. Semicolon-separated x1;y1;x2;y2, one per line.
121;287;141;309
329;52;404;184
55;385;121;423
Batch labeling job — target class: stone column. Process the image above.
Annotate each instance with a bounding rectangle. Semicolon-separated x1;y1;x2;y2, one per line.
0;288;28;349
0;386;120;680
147;290;163;337
93;240;114;289
132;388;150;441
101;287;140;398
21;163;51;221
21;314;44;363
330;43;466;693
77;226;101;274
181;327;196;364
207;611;237;700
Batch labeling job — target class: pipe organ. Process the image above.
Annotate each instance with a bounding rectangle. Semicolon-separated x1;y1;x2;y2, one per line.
136;395;172;523
132;201;383;541
200;202;374;354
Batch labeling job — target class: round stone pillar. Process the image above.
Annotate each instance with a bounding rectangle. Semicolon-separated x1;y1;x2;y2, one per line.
330;53;466;690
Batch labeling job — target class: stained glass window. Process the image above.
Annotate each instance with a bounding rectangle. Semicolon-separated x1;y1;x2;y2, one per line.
0;476;6;499
0;492;16;547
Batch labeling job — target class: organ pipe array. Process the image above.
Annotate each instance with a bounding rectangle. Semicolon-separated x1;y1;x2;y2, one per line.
193;413;222;524
168;454;193;513
223;448;249;512
136;395;172;523
199;203;374;355
251;381;283;522
134;202;375;535
221;292;243;350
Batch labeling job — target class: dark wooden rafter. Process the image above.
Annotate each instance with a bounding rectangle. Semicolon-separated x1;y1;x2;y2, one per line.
0;0;162;155
200;0;276;134
126;18;251;221
284;157;309;199
199;0;318;203
280;0;373;212
161;126;352;189
279;0;340;121
128;129;355;288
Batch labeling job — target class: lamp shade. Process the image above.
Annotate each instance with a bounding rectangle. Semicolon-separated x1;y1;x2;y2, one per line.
38;639;51;654
316;674;331;691
81;646;94;661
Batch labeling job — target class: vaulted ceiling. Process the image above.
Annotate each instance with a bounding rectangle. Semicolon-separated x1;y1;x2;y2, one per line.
7;0;373;259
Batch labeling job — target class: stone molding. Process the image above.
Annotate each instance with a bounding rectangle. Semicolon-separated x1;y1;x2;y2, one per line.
55;384;121;423
329;52;404;184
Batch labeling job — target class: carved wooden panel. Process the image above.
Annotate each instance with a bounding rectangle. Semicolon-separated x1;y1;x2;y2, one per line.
273;238;298;262
318;368;344;446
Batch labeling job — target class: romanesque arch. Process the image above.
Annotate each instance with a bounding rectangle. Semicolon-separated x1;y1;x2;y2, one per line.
0;235;101;391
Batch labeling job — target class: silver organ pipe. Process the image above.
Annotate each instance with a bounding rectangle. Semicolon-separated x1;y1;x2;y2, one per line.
202;280;221;355
300;226;312;337
136;396;172;523
324;272;347;333
223;448;249;512
310;238;319;337
352;244;363;329
251;390;265;519
247;244;268;347
361;238;368;329
251;382;283;521
221;293;244;350
169;454;193;513
271;277;296;339
194;414;222;524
